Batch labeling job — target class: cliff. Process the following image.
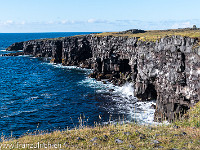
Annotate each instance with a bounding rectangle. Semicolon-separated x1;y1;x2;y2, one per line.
6;30;200;122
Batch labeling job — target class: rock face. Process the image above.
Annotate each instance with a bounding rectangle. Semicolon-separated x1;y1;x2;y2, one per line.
6;34;200;121
6;41;24;51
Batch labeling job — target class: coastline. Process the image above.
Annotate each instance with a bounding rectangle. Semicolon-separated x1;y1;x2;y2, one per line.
1;29;200;149
5;28;200;122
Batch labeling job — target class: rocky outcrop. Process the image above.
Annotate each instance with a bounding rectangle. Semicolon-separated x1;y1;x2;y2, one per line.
2;52;24;56
6;41;24;51
6;34;200;122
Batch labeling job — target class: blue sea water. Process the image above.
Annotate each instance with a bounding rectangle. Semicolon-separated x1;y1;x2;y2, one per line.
0;32;156;138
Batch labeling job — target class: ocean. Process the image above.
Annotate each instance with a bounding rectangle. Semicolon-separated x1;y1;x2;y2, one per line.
0;32;156;138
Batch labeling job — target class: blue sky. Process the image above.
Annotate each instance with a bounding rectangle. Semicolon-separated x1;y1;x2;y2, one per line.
0;0;200;32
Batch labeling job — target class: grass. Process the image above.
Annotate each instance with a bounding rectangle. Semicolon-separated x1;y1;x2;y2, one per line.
1;102;200;150
95;28;200;42
174;101;200;128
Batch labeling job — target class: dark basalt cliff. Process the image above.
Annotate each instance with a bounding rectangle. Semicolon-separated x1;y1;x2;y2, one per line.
6;34;200;122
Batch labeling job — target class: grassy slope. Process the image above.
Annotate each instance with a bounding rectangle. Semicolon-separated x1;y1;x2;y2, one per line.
1;102;200;150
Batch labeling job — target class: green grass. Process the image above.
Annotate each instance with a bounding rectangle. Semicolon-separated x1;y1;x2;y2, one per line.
174;101;200;128
96;28;200;42
1;102;200;150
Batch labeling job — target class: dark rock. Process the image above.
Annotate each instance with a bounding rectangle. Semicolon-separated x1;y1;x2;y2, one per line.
135;130;146;139
77;137;84;141
109;89;114;92
189;140;193;143
173;125;180;129
150;104;156;109
148;127;154;130
129;144;136;149
90;137;98;142
135;130;141;134
103;135;108;139
151;140;161;144
6;42;24;51
174;134;180;137
124;132;131;136
102;81;107;84
170;140;174;143
154;145;164;149
115;139;123;144
181;132;187;136
139;134;146;140
155;134;160;137
2;52;24;56
120;29;146;34
110;130;115;135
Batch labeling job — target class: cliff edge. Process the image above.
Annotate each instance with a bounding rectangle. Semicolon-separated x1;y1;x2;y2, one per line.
6;29;200;121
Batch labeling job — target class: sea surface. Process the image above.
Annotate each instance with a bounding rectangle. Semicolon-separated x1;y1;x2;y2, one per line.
0;32;156;138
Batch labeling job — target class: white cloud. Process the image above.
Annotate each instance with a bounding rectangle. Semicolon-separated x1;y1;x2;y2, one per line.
61;20;68;24
1;19;200;32
0;20;26;26
88;19;95;23
60;20;76;24
20;21;26;25
0;20;14;25
87;19;109;24
46;21;55;24
171;21;192;29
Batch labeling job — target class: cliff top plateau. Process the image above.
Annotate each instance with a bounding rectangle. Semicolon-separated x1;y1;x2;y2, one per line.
96;27;200;43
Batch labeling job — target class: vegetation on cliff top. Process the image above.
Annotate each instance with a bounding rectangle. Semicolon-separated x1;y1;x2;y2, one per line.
1;102;199;150
37;28;200;44
96;28;200;42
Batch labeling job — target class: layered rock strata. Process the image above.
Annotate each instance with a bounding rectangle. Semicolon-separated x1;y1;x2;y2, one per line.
6;34;200;121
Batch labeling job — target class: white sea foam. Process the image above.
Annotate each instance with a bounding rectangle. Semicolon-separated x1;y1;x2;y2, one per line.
30;96;39;100
18;55;30;57
42;63;92;73
133;101;157;124
79;77;115;93
0;49;23;52
113;83;134;97
79;77;165;125
1;109;38;118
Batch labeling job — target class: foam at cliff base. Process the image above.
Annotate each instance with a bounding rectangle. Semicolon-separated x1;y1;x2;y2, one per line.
44;63;93;73
79;77;163;125
39;61;166;125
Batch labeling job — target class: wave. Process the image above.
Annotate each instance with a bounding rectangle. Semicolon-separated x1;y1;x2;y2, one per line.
79;76;162;124
41;62;93;74
1;109;38;118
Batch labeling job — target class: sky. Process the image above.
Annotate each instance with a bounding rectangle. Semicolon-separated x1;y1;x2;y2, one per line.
0;0;200;33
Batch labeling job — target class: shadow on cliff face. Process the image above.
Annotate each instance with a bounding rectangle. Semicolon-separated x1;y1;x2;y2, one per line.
119;59;131;73
135;83;157;101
